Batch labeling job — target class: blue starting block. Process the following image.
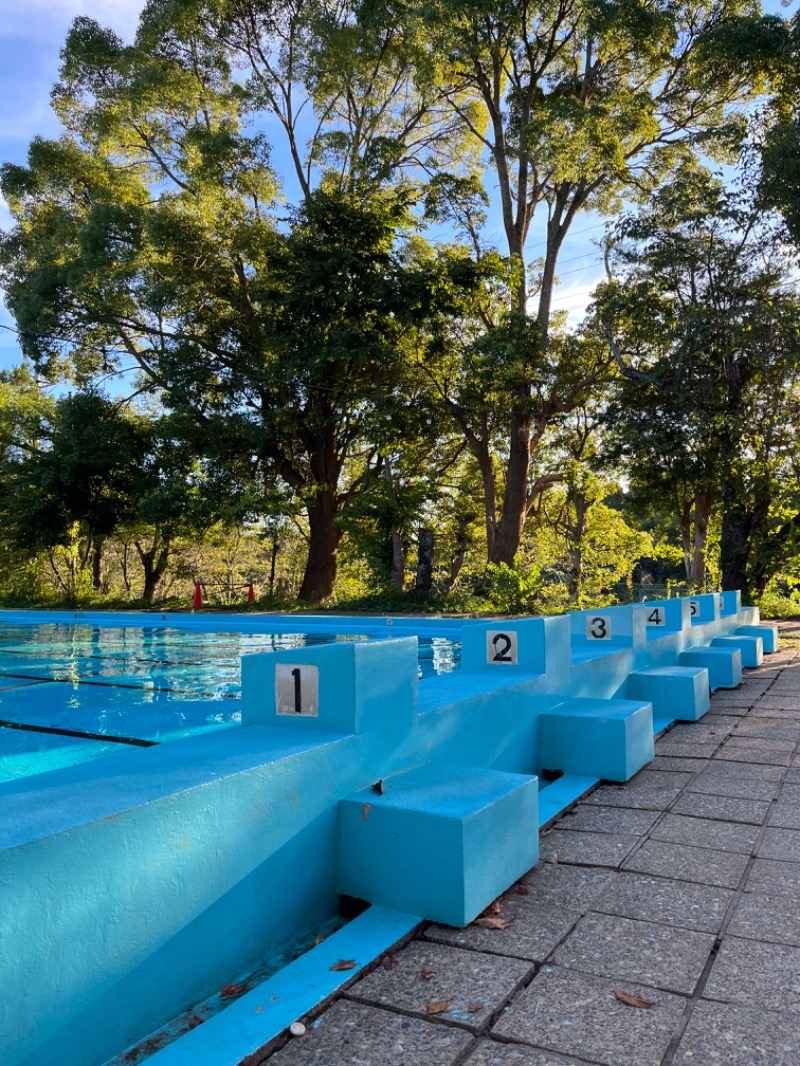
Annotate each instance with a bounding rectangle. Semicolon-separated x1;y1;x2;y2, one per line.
627;666;710;723
679;646;742;689
538;697;654;782
735;624;779;654
711;634;763;668
338;762;538;926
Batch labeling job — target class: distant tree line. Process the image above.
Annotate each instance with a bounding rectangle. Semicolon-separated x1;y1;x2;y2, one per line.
1;0;799;610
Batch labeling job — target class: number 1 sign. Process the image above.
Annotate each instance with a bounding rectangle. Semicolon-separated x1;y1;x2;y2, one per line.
275;663;319;716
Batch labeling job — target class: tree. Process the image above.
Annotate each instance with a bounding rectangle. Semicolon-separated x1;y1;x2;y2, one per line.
0;9;485;602
377;0;781;567
597;167;800;601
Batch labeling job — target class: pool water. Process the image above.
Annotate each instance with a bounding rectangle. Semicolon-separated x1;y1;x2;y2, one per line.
0;623;460;782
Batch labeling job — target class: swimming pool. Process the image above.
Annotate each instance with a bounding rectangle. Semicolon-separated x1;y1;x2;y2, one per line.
0;621;460;781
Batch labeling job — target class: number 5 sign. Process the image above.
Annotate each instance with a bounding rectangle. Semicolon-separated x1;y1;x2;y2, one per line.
275;663;319;716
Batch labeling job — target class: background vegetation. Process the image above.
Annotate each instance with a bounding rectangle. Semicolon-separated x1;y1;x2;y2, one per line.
1;0;800;618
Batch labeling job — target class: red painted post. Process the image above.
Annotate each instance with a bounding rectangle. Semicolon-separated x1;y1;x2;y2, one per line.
247;581;255;603
192;581;203;609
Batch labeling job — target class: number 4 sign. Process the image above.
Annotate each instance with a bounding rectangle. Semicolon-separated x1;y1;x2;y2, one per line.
646;607;665;626
275;663;319;716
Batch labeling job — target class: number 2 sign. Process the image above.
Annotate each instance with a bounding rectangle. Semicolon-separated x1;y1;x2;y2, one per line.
486;630;519;665
275;663;319;716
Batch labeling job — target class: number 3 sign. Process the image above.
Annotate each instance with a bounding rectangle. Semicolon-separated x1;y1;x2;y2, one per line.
586;615;611;640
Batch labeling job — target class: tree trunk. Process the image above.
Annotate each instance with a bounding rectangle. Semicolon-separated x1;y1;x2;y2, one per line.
720;505;751;601
488;410;532;565
448;517;471;592
384;459;406;591
298;488;341;603
91;538;104;592
691;488;714;589
415;529;435;593
268;530;279;597
136;530;172;605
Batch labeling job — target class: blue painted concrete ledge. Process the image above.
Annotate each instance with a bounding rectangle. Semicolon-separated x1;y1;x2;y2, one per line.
0;593;775;1066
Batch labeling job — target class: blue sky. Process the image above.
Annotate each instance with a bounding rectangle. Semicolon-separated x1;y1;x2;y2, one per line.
0;0;790;374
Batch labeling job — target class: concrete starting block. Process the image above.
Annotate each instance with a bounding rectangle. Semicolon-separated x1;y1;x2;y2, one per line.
711;634;763;668
735;624;779;654
538;697;654;782
627;666;710;723
338;762;539;926
679;646;742;689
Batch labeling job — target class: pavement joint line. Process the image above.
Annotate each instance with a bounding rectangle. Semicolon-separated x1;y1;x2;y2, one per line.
659;649;796;1066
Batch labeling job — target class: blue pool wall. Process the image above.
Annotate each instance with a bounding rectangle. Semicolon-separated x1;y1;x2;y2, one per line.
0;595;769;1066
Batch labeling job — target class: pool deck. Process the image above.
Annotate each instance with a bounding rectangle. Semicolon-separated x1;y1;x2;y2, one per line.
254;621;800;1066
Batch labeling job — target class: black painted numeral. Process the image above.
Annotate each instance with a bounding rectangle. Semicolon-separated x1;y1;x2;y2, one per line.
291;667;302;713
589;617;608;639
690;601;698;616
492;633;513;662
648;608;662;624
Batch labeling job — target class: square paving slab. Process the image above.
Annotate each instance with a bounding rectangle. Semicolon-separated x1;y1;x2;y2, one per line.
267;999;474;1066
727;889;800;947
698;760;786;780
649;813;758;854
671;791;770;825
591;871;734;934
552;912;715;994
349;940;531;1033
554;804;660;837
625;769;696;790
426;898;578;963
491;965;686;1066
622;839;749;888
672;1000;800;1066
685;775;779;801
745;858;800;898
650;756;709;773
538;830;638;868
585;786;682;811
704;936;800;1014
653;741;719;759
518;863;614;910
463;1041;583;1066
768;803;800;829
734;718;800;740
757;826;800;862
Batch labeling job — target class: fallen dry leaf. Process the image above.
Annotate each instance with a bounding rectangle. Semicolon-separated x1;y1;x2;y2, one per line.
479;899;502;918
426;1000;449;1015
466;1001;484;1013
315;935;325;946
420;966;437;980
515;885;529;896
614;989;655;1009
186;1015;204;1030
474;916;515;930
330;959;357;972
381;955;398;970
220;983;246;998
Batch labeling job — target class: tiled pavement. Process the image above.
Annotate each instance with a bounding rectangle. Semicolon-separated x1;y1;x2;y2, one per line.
261;623;800;1066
